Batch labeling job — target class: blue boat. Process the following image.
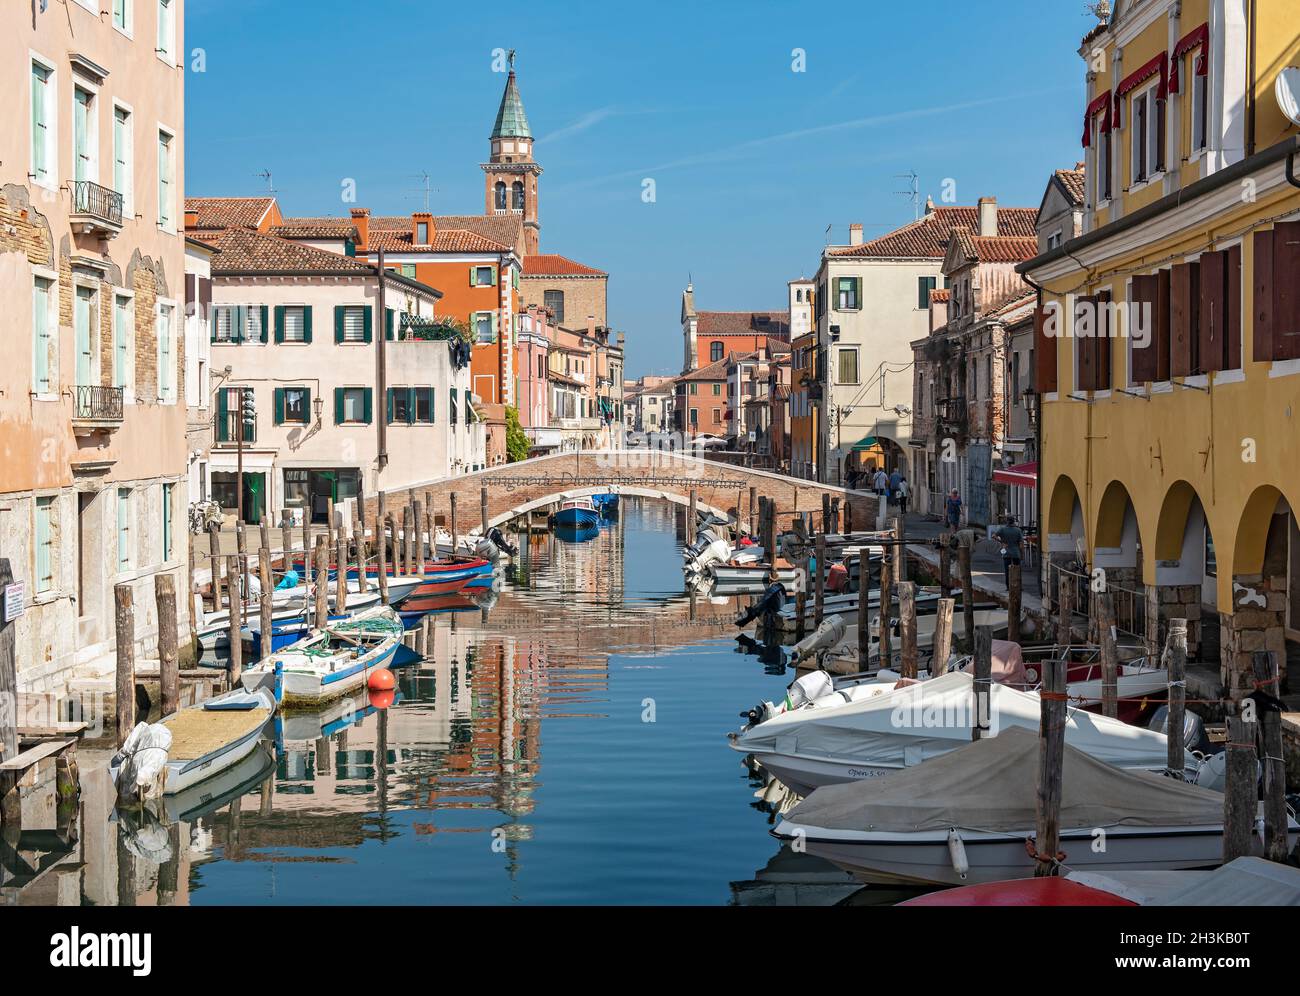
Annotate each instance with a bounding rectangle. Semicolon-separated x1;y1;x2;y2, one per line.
591;493;620;518
555;496;600;528
555;523;600;543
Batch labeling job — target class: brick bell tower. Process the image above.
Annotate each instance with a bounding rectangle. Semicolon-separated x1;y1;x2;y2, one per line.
483;51;542;255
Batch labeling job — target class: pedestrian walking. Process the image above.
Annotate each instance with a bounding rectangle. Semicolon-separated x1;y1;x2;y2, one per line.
897;475;911;515
994;515;1024;586
945;488;962;530
873;467;889;501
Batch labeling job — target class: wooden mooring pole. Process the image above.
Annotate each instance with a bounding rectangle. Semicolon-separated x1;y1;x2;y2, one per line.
1165;619;1187;777
335;532;347;617
957;542;974;653
898;580;918;679
1034;658;1067;877
449;492;459;555
972;624;992;741
225;556;242;686
154;573;179;716
1096;590;1120;719
314;538;329;629
1222;714;1259;864
259;550;274;663
814;532;826;627
1251;651;1289;863
209;526;223;610
1007;561;1022;645
931;598;954;675
1055;574;1073;647
114;584;135;747
376;493;390;605
480;485;489;537
0;559;16;765
892;515;907;583
877;546;893;664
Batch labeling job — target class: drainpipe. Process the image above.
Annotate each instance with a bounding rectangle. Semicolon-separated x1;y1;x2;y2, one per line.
1287;151;1300;189
1021;270;1047;589
376;247;388;474
1247;0;1257;157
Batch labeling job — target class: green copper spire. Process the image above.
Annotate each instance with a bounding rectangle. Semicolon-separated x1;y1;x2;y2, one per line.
491;54;532;140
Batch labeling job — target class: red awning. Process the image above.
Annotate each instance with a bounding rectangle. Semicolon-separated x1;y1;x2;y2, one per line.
1081;90;1112;148
1169;23;1209;93
993;461;1038;488
1114;52;1168;128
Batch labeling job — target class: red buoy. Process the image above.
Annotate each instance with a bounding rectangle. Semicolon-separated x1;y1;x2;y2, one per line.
369;688;396;710
368;668;395;691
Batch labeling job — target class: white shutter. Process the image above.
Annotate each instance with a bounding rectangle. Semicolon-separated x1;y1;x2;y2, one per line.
284;306;305;342
342;306;365;342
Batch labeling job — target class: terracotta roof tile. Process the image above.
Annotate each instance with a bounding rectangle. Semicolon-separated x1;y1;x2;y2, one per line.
1055;166;1086;206
830;206;1038;259
208;229;373;274
271;217;359;240
371;214;523;250
364;228;511;254
680;356;733;381
186;197;277;231
930;288;951;303
522;253;607;277
696;311;791;336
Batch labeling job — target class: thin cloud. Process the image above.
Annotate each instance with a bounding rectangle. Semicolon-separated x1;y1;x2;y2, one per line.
540;108;618;143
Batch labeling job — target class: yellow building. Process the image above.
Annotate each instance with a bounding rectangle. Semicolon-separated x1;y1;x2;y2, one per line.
789;331;819;480
1022;0;1300;698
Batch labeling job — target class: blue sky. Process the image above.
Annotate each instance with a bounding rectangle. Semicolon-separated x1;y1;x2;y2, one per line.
187;0;1093;377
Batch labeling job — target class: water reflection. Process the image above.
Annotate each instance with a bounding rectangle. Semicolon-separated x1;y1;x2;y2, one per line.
5;499;870;906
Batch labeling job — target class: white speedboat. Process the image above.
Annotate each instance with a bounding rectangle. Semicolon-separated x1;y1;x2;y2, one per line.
240;605;404;707
196;581;384;654
773;727;1294;887
729;670;1198;796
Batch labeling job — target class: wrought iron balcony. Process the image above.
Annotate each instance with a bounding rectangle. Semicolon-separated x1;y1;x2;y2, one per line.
73;385;124;424
934;396;968;439
69;180;124;236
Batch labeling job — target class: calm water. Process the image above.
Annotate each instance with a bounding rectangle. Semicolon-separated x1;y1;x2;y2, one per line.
9;500;869;906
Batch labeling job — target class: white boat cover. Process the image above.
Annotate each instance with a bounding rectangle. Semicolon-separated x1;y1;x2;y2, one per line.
1151;856;1300;906
785;727;1224;834
736;671;1192;774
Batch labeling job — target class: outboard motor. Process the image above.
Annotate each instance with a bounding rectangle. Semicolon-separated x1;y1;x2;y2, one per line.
1146;704;1211;754
789;615;846;664
474;535;501;561
684;528;732;575
486;526;517;557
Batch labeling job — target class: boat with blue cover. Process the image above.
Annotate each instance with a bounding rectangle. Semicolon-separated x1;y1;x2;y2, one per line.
555;496;600;528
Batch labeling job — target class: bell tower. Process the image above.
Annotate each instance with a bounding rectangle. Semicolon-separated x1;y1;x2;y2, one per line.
483;51;542;255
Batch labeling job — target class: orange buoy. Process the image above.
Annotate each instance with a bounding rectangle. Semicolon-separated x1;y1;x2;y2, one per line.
368;668;395;691
369;688;396;710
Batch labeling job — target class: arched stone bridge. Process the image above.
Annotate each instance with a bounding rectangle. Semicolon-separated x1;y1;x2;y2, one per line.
355;450;877;533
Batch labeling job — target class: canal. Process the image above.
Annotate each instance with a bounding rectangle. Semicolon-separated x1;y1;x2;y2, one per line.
16;499;868;906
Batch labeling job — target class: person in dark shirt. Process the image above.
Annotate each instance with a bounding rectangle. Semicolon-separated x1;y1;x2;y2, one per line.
994;515;1024;585
944;489;962;530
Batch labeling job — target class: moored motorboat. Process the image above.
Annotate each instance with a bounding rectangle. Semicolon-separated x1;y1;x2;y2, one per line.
772;728;1282;887
555;496;600;528
240;605;404;707
729;670;1199;796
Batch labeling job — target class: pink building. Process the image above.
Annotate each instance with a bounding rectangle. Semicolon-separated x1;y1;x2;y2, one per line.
516;304;551;444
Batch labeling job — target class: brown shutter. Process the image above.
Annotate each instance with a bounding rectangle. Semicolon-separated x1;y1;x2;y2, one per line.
185;272;196;316
1226;243;1242;370
1170;262;1197;376
1130;275;1159;383
1096;290;1112;389
1274;220;1300;360
1034;304;1058;394
1157;268;1171;380
1254;228;1275;363
1199;250;1226;373
1075;295;1096;390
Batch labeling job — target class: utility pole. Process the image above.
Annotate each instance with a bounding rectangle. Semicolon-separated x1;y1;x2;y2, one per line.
376;246;388;474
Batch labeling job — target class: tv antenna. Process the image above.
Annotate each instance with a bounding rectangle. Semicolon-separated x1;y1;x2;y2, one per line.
407;171;436;212
895;171;920;220
255;169;276;195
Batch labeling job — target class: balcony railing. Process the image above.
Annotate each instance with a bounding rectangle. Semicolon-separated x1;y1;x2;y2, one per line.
70;180;124;230
74;384;124;421
934;397;968;439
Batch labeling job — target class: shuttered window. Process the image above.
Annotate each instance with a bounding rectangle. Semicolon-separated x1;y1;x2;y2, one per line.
1170;262;1199;376
450;388;458;426
162;482;173;562
335;387;372;424
1197;247;1241;373
158;304;174;400
837;347;859;384
244;305;263;343
836;277;860;310
336;305;369;343
31;63;52;184
1253;223;1300;363
113;294;132;390
35;496;54;593
157;130;173;228
113;106;132;212
1034;305;1057;394
213;305;237;342
33;276;54;393
1129;273;1172;383
117;487;132;573
415;387;434;424
917;276;937;310
276;305;310;343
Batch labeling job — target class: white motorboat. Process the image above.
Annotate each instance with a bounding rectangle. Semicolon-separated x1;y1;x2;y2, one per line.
773;728;1295;887
240;605;404;707
195;580;384;653
729;670;1199;796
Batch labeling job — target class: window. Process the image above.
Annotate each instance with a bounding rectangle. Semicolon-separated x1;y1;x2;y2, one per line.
494;181;507;210
544;289;564;324
113;105;132;213
465;391;473;424
75;285;97;387
337;305;368;343
157;129;174;229
389;386;414;424
837;347;859;384
689;407;698;427
471;265;496;287
1191;64;1208;154
215;387;255;442
30;61;55;187
275;386;310;424
917;276;937;310
709;341;724;362
836;276;860;310
512;181;525;211
161;482;173;562
73;87;96;185
400;263;416;279
283;469;309;509
450;387;458;425
712;407;721;424
117;487;132;572
689;382;697;395
1130;85;1164;185
414;387;434;424
33;276;56;394
113;293;133;392
113;0;132;32
35;496;54;594
416;221;429;244
157;303;174;401
157;0;175;62
1047;231;1063;250
712;383;722;396
475;311;495;343
276;305;310;343
335;387;371;424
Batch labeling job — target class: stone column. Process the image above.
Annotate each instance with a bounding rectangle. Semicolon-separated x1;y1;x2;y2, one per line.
1219;573;1287;700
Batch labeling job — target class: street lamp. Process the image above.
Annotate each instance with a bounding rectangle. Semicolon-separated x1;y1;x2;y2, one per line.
236;387;255;525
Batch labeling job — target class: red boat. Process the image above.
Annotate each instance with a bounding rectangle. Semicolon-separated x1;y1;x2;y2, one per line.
899;877;1136;907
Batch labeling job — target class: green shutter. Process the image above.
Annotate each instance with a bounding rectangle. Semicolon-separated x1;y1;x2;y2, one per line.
469;266;477;287
274;306;285;343
259;305;269;343
362;387;373;424
233;305;245;343
216;389;229;441
274;387;284;424
302;306;313;343
407;387;418;424
334;387;344;424
385;308;395;341
491;312;499;341
362;306;373;343
302;387;311;422
488;265;498;286
386;387;394;424
334;305;344;343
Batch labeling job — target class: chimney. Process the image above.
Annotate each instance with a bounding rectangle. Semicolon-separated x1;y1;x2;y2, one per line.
849;223;863;246
350;208;370;251
183;209;198;231
586;315;596;337
924;195;936;215
412;212;433;246
978;196;998;237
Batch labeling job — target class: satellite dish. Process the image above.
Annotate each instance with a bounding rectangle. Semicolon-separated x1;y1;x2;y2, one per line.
1276;67;1300;127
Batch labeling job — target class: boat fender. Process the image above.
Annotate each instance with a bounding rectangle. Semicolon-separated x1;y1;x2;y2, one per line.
947;829;969;879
